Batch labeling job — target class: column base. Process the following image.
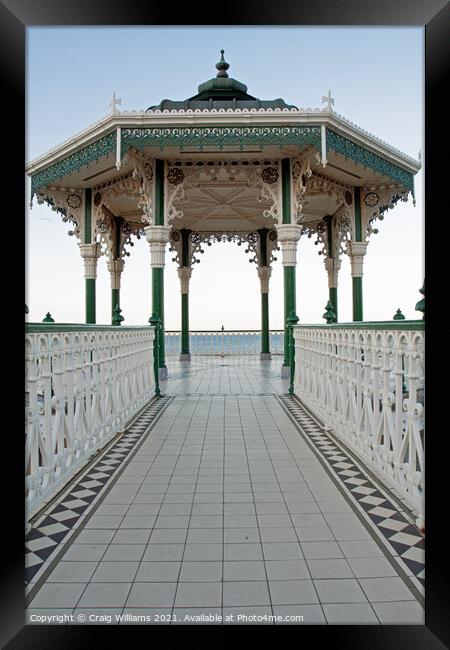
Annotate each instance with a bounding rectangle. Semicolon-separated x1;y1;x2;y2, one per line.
179;353;191;361
158;366;168;381
260;353;272;360
281;363;291;378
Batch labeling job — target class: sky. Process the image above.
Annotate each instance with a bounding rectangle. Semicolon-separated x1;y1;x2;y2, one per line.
25;27;424;329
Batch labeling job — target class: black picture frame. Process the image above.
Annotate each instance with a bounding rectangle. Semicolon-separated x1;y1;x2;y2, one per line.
3;0;449;646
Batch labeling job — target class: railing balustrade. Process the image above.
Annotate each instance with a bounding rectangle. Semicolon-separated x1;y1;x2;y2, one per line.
25;324;155;519
165;330;284;355
293;322;424;527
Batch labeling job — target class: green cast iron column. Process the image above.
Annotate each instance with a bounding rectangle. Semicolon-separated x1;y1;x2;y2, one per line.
112;289;120;317
261;293;270;354
84;189;96;324
353;188;364;321
111;217;122;321
258;228;270;357
324;215;338;323
284;266;296;366
180;229;191;357
152;267;165;367
153;159;166;371
329;287;338;323
281;159;296;368
181;294;189;354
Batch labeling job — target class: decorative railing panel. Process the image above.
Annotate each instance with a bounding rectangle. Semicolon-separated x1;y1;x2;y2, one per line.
165;330;284;356
293;322;424;526
25;324;155;519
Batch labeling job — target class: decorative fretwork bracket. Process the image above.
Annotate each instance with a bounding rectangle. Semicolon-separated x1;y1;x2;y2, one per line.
361;185;411;241
122;147;154;224
292;147;321;222
96;205;145;262
34;189;85;242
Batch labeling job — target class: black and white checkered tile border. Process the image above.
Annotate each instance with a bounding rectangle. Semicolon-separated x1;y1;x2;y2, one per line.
25;396;171;589
279;395;425;592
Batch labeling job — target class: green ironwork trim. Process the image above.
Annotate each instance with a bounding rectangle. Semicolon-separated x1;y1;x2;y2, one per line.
31;132;117;194
354;188;362;241
26;323;154;333
122;126;321;153
326;129;414;191
352;276;363;322
85;189;92;244
294;320;424;331
281;159;291;225
154;159;164;226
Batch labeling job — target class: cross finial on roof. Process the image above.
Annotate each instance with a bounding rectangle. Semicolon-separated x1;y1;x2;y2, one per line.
109;91;122;114
215;49;230;78
321;90;335;112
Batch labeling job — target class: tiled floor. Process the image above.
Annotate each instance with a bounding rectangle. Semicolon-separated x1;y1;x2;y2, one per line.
26;357;425;626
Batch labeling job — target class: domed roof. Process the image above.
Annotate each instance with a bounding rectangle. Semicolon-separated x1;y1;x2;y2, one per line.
146;50;297;112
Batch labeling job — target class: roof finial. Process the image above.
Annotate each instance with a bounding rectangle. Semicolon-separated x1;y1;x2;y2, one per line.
215;49;230;78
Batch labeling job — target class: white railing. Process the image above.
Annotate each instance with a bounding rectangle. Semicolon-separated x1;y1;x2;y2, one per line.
293;322;425;527
25;324;155;519
165;330;284;355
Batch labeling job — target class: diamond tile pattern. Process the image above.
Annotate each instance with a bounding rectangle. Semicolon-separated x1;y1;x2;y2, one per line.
279;395;425;589
25;397;171;586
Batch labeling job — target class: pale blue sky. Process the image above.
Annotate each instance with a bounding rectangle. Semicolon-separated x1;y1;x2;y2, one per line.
26;26;424;328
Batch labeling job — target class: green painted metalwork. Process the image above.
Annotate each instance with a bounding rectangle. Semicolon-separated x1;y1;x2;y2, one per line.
415;281;425;319
84;189;92;244
86;278;96;324
181;293;190;354
286;310;299;395
154;159;164;226
283;266;296;365
111;288;120;321
281;159;291;225
25;304;29;314
122;126;321;154
258;228;269;266
352;277;363;322
42;312;55;323
152;160;166;367
329;288;338;323
31;132;116;194
326;129;414;191
152;268;165;369
29;125;415;194
354;188;362;242
261;292;270;354
393;308;405;321
148;313;161;397
323;300;336;324
112;303;123;326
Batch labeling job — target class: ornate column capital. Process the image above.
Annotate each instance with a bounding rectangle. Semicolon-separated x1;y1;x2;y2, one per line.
324;256;341;288
144;225;171;268
257;266;272;293
107;259;125;290
178;266;192;294
346;241;368;277
275;224;302;267
78;243;101;279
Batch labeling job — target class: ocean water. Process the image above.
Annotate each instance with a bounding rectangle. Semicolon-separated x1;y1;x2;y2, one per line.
165;332;284;355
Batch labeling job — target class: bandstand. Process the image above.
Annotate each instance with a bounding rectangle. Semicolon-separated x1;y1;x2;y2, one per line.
26;50;420;378
25;52;425;624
